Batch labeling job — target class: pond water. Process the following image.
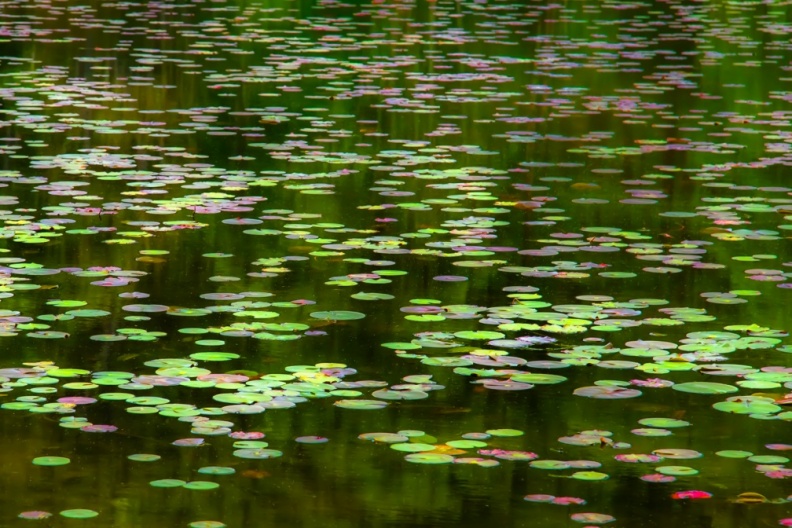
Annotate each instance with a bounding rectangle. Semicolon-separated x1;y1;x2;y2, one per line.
0;0;791;526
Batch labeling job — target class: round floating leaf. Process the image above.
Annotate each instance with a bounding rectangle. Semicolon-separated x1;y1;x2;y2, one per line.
351;292;394;301
32;456;70;466
454;331;505;340
60;510;99;519
653;449;702;460
184;481;220;491
657;466;699;476
632;428;672;437
510;373;567;385
233;449;283;460
485;429;523;437
421;357;472;367
198;466;236;475
295;436;329;444
716;450;753;459
390;443;436;453
574;386;642;399
18;511;52;520
713;398;781;415
190;352;240;362
571;471;609;481
570;512;615;524
128;454;161;462
638;418;690;428
334;399;388;410
310;311;365;321
404;453;454;464
747;455;789;464
150;479;186;488
672;382;738;395
671;490;712;500
530;460;571;470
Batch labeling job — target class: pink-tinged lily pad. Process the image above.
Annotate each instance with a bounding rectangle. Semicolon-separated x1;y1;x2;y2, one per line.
122;304;169;313
295;436;329;444
476;379;533;391
574;386;642;399
614;454;662;463
57;397;96;405
433;275;468;282
570;512;615;524
641;473;676;483
18;511;52;520
524;494;555;503
453;458;499;467
567;460;602;469
672;490;712;500
173;438;205;447
229;431;265;440
479;449;538;461
553;497;586;506
81;424;117;433
558;434;606;447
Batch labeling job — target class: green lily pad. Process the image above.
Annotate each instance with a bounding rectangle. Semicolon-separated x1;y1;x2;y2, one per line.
638;418;690;428
32;456;70;466
310;311;366;320
150;479;186;488
184;481;220;491
571;471;609;481
672;382;738;395
713;398;782;415
60;510;99;519
404;453;454;464
390;443;436;453
233;449;283;460
715;450;753;459
656;466;698;476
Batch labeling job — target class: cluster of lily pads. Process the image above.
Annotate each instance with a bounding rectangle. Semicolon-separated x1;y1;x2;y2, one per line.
3;0;792;526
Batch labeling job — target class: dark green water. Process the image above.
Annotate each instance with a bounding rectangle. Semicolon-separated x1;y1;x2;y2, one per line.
0;0;791;526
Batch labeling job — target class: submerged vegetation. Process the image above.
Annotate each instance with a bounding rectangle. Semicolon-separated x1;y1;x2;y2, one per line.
0;0;791;526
